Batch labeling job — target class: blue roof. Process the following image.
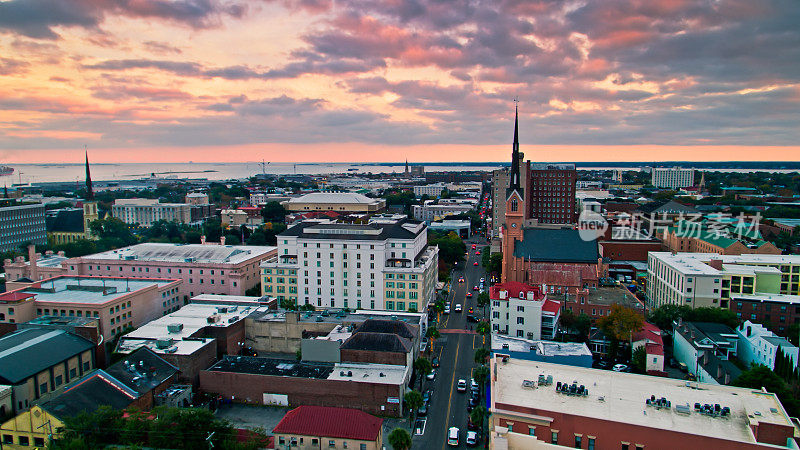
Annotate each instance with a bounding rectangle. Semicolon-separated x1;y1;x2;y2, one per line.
0;328;94;384
513;228;600;263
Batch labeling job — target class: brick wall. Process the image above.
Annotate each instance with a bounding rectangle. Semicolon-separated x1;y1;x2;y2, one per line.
160;341;217;386
339;349;407;366
199;370;403;417
599;240;663;261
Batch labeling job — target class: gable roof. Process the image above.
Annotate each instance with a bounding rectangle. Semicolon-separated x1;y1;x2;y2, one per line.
42;370;137;418
0;329;94;384
340;332;412;353
354;319;417;340
513;228;600;263
273;405;382;441
638;200;699;215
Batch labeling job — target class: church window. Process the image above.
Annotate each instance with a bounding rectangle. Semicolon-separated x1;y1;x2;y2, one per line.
510;199;518;212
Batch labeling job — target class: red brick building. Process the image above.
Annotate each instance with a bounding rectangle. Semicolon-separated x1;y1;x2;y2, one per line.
491;357;797;450
273;405;383;450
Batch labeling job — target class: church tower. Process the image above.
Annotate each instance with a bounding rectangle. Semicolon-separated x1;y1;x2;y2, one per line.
83;149;99;238
501;104;525;283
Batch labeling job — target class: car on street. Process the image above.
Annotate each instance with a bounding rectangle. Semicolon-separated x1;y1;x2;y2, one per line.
455;304;463;312
448;427;460;446
473;285;478;290
473;261;479;266
458;277;465;283
468;307;474;313
466;314;479;323
432;357;440;368
471;244;477;250
466;431;479;447
480;277;485;283
457;379;467;392
427;369;436;380
470;378;479;391
443;305;450;314
593;360;611;369
417;403;428;416
612;364;629;372
420;337;428;352
475;251;481;255
466;292;472;298
423;390;432;404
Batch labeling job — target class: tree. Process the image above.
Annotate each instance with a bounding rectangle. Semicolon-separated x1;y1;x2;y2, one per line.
476;291;490;316
476;320;490;346
469;405;487;431
428;231;466;266
404;390;423;423
734;365;798;416
474;347;490;365
413;357;432;390
473;365;490;394
426;326;440;353
632;346;646;374
647;304;688;331
597;304;644;342
388;428;412;450
261;201;286;222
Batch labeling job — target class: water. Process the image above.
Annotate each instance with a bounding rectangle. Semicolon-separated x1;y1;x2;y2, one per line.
4;162;797;185
4;162;505;184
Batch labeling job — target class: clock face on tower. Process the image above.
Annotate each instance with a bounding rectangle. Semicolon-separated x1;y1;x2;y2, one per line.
511;223;517;228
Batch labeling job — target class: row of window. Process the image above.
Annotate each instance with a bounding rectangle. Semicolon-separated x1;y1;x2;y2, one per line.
277;436;368;449
2;434;46;447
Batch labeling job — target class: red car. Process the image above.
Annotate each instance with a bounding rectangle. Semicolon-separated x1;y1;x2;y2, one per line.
468;307;474;314
473;262;478;266
475;251;481;255
466;292;473;298
471;244;477;250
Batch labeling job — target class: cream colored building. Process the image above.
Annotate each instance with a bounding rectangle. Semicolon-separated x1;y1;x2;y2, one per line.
0;405;63;449
262;216;437;312
283;192;386;213
112;198;191;227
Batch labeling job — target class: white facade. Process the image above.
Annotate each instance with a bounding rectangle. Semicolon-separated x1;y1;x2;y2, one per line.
413;183;447;198
490;285;559;340
737;320;799;371
651;167;695;189
262;217;438;313
112;198;191;227
412;201;473;223
646;252;722;309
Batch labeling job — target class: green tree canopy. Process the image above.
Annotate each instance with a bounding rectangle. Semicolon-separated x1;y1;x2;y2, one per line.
597;304;644;342
388;428;412;450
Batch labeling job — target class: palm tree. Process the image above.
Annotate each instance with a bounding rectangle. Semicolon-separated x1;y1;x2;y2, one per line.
470;405;488;433
476;291;490;317
404;390;423;424
476;320;490;346
413;357;432;390
388;427;412;450
474;347;490;365
473;365;490;397
426;326;440;354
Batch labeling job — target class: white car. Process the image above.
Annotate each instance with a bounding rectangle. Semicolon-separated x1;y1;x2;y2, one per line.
443;305;451;314
466;431;479;446
448;427;460;446
612;364;629;372
457;379;467;392
455;304;463;312
427;369;436;380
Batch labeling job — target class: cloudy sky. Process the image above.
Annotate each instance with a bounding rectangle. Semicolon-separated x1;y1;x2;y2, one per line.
1;0;799;163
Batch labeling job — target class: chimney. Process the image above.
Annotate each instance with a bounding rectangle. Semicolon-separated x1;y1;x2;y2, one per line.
201;235;207;245
708;259;723;270
220;236;226;245
28;244;38;281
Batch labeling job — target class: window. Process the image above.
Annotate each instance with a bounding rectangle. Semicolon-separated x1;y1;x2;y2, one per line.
329;440;336;447
516;317;524;324
34;437;45;447
18;436;29;446
588;437;595;450
551;431;558;445
55;375;63;386
575;435;582;448
40;382;48;394
3;435;13;445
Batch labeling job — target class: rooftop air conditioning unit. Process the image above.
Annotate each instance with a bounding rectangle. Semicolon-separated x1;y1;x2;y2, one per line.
167;323;184;333
156;338;173;349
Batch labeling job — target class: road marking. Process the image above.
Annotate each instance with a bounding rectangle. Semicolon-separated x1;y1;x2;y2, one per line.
441;335;461;450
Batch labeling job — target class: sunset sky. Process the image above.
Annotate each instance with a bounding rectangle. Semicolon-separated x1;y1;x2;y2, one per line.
1;0;798;163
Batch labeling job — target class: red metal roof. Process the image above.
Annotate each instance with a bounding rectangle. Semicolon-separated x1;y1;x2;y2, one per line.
645;342;664;356
490;281;545;301
0;291;36;303
542;299;561;314
272;406;382;441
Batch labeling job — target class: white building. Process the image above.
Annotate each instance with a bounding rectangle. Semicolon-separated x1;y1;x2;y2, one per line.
737;320;798;371
261;215;438;312
411;200;473;223
651;167;695;189
413;183;447;198
111;198;191;227
282;192;385;213
489;281;560;340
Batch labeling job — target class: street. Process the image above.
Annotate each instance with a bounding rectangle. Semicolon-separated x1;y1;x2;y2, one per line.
413;236;489;449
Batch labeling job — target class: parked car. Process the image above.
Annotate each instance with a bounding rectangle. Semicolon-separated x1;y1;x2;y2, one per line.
455;304;463;312
466;314;479;323
417;403;428;416
471;244;477;250
423;390;432;404
467;416;478;430
443;305;450;314
458;277;465;283
466;292;472;298
475;251;481;255
468;307;474;313
432;357;440;368
457;379;467;392
612;364;629;372
427;369;436;380
473;262;479;266
466;431;479;447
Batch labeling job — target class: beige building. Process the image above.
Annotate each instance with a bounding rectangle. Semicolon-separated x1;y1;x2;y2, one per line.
112;198;192;227
283;192;386;213
273;405;383;450
0;329;95;415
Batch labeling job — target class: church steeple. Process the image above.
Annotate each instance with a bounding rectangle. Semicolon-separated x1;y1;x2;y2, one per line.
506;102;523;200
85;147;94;200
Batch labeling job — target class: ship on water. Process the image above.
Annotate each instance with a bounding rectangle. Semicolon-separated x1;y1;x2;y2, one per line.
0;166;13;176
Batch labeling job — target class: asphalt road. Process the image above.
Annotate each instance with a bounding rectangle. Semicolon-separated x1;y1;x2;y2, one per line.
413;236;489;449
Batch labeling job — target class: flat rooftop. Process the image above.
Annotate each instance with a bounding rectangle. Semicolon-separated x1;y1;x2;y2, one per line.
249;309;425;329
208;356;407;385
125;302;271;340
116;336;215;356
80;243;276;264
649;252;721;276
731;293;800;305
492;335;592;357
20;276;177;305
492;357;797;445
585;286;643;309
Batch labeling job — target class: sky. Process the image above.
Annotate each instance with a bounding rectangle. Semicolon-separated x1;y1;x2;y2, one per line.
1;0;799;163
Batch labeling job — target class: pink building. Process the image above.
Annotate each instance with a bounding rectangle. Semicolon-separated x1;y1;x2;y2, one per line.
0;276;182;340
3;246;69;282
64;243;276;301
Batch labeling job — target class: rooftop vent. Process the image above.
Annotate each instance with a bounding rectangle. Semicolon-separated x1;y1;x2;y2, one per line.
156;338;173;349
167;323;184;333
